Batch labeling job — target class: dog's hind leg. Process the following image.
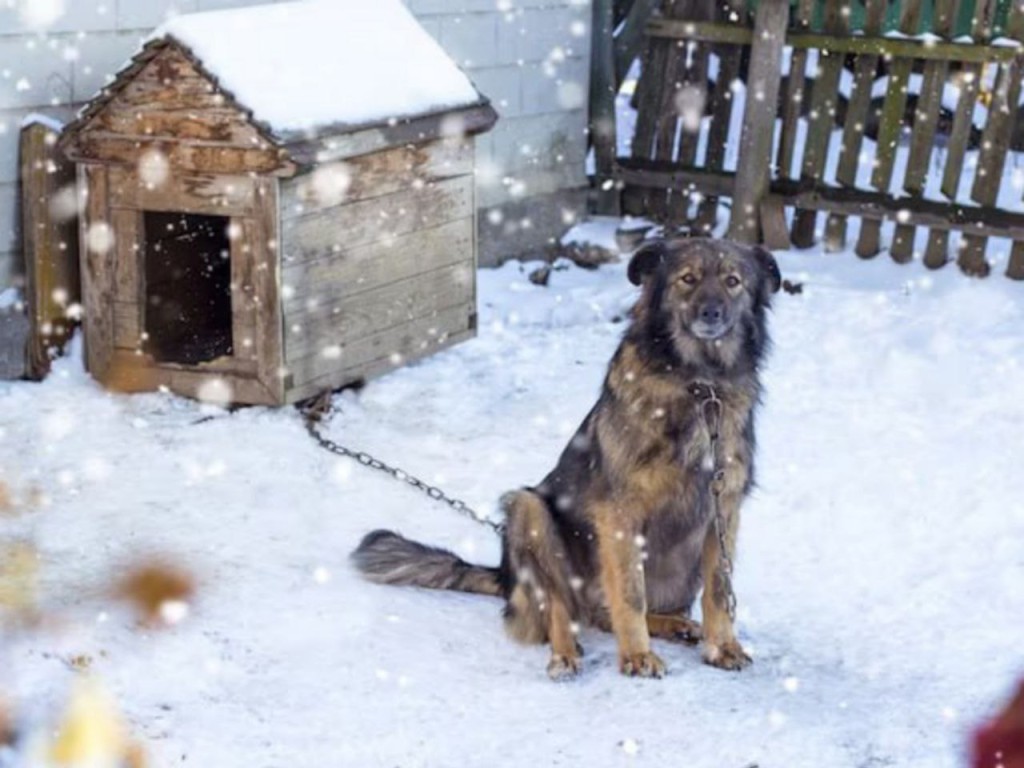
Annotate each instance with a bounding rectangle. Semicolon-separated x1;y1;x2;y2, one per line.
646;613;702;645
501;489;582;680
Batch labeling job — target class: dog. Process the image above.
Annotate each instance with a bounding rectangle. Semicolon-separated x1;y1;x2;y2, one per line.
353;237;781;680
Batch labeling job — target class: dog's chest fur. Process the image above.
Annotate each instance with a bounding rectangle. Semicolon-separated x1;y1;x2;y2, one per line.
536;338;758;615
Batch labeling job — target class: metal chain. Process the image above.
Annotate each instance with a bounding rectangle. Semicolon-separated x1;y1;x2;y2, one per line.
301;388;735;620
696;384;739;624
301;398;505;536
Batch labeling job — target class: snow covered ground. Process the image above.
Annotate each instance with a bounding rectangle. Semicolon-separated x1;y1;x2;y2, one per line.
2;235;1023;767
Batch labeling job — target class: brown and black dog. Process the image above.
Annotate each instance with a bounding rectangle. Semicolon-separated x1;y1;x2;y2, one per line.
353;237;781;680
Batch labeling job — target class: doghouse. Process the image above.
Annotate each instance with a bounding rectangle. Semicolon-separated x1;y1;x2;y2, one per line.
59;0;496;405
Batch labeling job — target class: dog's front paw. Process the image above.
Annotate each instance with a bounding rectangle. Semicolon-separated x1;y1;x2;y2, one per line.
547;654;582;681
702;639;752;671
619;650;666;678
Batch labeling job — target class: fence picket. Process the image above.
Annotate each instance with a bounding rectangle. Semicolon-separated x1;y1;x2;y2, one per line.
829;0;887;253
856;0;925;261
776;0;817;180
696;0;748;232
791;0;850;247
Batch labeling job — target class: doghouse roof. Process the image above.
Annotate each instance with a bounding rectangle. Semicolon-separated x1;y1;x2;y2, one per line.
61;0;495;172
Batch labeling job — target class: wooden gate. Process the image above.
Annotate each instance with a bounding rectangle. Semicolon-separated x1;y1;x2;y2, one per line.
592;0;1024;279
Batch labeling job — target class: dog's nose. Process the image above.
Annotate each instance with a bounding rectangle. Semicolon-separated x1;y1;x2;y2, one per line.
699;302;725;324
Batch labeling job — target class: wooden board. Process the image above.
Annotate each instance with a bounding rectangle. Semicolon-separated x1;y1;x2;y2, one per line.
282;217;473;311
80;46;265;145
696;0;747;230
70;133;289;176
855;0;925;259
829;0;886;253
279;140;473;214
958;1;1024;276
79;164;116;380
776;0;815;180
791;0;849;247
251;176;285;403
108;166;257;217
20;121;81;378
728;0;787;243
281;175;474;263
284;261;474;363
285;303;475;399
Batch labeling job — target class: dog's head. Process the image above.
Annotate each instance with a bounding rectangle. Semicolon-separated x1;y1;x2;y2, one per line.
627;237;780;363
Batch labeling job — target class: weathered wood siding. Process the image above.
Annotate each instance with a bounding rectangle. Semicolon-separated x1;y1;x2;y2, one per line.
280;138;477;402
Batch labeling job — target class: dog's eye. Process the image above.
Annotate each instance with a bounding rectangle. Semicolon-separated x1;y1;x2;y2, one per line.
679;273;697;285
725;275;741;288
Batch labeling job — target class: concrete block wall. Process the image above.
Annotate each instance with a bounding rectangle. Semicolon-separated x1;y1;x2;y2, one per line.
409;0;592;264
0;0;592;290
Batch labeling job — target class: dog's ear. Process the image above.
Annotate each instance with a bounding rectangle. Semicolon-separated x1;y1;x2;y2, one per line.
750;245;781;294
627;241;667;286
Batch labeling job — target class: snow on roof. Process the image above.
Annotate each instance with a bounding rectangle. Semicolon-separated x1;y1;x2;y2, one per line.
154;0;484;135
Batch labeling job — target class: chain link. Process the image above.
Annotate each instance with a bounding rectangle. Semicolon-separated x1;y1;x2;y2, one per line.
698;385;739;624
303;388;736;620
302;402;505;536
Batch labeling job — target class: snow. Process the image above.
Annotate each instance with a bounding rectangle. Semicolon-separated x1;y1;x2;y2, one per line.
2;236;1023;767
19;114;64;133
153;0;483;134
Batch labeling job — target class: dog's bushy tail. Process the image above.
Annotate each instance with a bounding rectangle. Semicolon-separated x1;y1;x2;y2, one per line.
351;530;502;597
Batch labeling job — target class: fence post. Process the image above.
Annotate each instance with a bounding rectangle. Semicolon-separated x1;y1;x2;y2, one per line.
727;0;788;244
590;0;621;215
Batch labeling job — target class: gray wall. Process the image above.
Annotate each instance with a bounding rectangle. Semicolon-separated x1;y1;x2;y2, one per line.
0;0;592;288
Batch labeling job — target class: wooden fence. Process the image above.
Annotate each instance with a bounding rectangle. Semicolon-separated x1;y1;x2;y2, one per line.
590;0;1024;279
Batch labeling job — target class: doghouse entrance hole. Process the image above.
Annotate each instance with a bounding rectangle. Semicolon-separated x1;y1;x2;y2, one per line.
143;211;233;365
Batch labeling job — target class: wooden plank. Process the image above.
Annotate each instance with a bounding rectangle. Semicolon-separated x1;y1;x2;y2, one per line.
728;0;788;243
284;261;475;362
113;302;141;349
282;175;474;263
760;195;792;249
19;121;81;378
281;103;497;167
1008;243;1024;278
956;54;1022;276
103;350;278;405
791;0;849;247
770;180;1024;239
615;0;658;85
675;0;712;170
230;216;258;363
285;303;475;395
696;0;747;231
280;140;473;214
828;0;886;253
591;0;621;214
856;0;925;260
93;107;260;146
958;1;1024;277
617;157;735;196
108;166;257;217
632;0;682;162
941;0;997;202
282;218;473;311
68;133;292;176
776;0;816;181
251;177;285;403
645;18;1022;62
79;164;115;381
111;208;141;306
654;0;691;221
892;0;958;263
917;0;961;268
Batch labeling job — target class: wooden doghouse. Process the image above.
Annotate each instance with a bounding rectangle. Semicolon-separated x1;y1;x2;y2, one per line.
59;0;496;405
